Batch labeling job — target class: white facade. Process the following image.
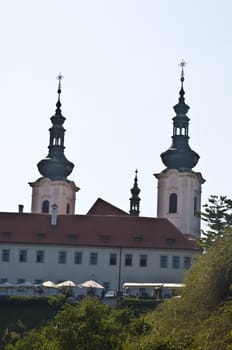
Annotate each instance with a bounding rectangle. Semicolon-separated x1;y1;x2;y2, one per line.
0;242;195;293
155;169;205;238
29;177;79;215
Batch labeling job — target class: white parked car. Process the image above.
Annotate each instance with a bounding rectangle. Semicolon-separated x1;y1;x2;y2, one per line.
104;290;116;298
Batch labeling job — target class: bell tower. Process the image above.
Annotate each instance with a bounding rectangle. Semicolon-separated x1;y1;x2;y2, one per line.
129;170;141;216
155;61;205;237
29;75;79;215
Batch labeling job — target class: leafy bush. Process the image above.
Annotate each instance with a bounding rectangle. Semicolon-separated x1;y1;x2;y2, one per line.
0;295;66;308
8;297;127;350
118;297;160;315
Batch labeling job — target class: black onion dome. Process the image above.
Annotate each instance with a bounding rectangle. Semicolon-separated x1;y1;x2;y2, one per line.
37;75;74;181
161;61;199;172
161;140;199;171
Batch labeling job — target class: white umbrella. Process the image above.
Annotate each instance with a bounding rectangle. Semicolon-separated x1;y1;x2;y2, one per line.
17;281;34;288
0;282;15;295
16;281;34;295
56;280;76;288
42;281;57;288
0;282;15;288
80;280;104;289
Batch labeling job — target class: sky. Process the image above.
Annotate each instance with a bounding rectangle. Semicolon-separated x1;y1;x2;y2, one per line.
0;0;231;217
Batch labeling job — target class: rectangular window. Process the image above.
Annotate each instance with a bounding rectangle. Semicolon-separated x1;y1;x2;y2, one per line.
74;252;82;264
90;252;98;265
140;254;147;267
0;278;8;284
140;288;147;297
34;279;42;285
2;249;10;262
59;251;67;264
109;253;117;265
36;250;44;263
172;256;180;269
19;249;27;263
184;256;191;269
160;255;168;268
125;254;132;266
103;282;110;291
17;278;25;284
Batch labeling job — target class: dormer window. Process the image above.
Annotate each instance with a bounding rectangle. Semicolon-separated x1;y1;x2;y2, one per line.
166;238;176;244
133;235;143;242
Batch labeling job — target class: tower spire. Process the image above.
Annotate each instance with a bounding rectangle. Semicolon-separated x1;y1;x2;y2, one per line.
179;59;185;81
37;74;74;181
160;61;199;171
56;73;63;111
179;59;186;101
129;169;141;216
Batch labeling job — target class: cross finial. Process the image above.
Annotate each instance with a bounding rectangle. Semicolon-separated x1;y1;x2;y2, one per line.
57;73;64;82
56;73;63;95
179;60;187;81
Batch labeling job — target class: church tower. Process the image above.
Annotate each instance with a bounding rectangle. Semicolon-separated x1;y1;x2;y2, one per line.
129;169;141;216
155;62;205;238
29;75;79;215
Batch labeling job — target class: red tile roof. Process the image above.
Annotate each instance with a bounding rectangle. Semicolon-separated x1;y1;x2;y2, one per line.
0;212;200;251
87;198;129;216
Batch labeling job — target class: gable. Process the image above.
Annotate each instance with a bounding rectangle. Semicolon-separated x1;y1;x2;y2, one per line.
87;198;129;216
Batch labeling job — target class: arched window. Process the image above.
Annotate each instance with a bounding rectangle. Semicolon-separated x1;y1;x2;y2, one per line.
66;203;70;214
42;200;49;214
169;193;177;213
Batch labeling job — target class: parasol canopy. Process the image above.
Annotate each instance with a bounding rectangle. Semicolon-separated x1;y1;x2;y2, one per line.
17;281;34;288
0;282;15;288
42;281;57;288
56;280;76;288
80;280;104;289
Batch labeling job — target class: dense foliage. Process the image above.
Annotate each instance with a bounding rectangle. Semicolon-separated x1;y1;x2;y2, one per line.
128;229;232;350
0;295;66;348
4;297;132;350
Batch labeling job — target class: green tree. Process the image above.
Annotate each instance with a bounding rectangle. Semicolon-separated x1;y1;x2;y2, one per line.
136;337;191;350
200;195;232;248
182;232;232;313
47;297;125;350
8;297;126;350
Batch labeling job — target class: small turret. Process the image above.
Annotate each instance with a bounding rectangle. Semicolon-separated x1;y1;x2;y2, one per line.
129;170;141;216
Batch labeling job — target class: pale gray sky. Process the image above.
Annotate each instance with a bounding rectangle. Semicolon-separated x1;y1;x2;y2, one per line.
0;0;231;215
